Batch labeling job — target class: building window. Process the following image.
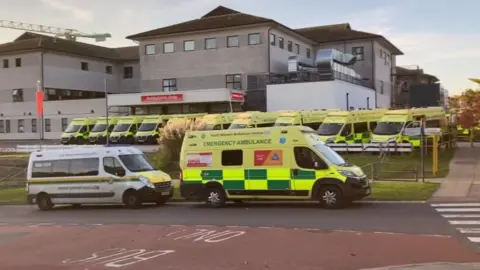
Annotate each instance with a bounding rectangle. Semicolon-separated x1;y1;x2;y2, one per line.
205;38;217;49
295;44;300;54
306;48;311;58
163;42;174;53
105;65;112;74
3;59;8;68
287;41;293;52
123;66;133;79
380;81;384;94
5;120;10;133
12;89;23;102
385;55;391;65
226;74;241;90
270;33;276;46
18;119;24;133
163;79;177;92
248;33;261;45
61;118;68;131
221;150;243;166
31;119;37;133
352;47;364;61
15;58;21;67
278;37;284;49
227;36;239;47
145;44;155;55
45;119;51;132
0;120;4;133
81;62;89;71
184;40;195;51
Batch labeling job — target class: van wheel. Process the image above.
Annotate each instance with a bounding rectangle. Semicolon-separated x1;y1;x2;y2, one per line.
155;197;168;206
205;187;226;208
318;186;343;209
37;193;53;211
123;190;142;209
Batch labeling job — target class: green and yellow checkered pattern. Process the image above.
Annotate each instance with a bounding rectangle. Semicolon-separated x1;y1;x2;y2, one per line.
183;168;321;191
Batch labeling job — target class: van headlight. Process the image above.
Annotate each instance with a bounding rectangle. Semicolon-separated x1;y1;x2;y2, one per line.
139;176;154;188
338;170;356;177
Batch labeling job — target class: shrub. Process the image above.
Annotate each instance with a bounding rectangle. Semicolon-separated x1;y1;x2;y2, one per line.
155;118;206;176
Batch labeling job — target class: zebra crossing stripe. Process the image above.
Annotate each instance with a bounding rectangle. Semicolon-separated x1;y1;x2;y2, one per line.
467;237;480;243
449;220;480;225
442;214;480;218
431;203;480;207
435;208;480;212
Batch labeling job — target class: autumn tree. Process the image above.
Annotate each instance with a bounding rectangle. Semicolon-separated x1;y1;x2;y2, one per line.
454;89;480;129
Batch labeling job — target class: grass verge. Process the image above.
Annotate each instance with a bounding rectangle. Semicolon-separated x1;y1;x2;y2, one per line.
0;181;440;204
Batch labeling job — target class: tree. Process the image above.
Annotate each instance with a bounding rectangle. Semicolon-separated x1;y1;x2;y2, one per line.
454;89;480;129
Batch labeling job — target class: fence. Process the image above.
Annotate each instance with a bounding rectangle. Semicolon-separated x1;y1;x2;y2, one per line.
326;142;413;153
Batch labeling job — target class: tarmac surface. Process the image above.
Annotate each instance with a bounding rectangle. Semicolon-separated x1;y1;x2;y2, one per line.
1;203;480;269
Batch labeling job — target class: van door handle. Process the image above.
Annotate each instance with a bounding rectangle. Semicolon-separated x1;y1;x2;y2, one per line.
292;169;299;176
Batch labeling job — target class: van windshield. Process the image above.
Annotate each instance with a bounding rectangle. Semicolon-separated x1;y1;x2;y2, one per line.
318;123;343;136
91;124;107;132
313;143;346;166
138;123;158;132
118;154;154;172
373;122;404;135
64;124;82;133
113;123;130;132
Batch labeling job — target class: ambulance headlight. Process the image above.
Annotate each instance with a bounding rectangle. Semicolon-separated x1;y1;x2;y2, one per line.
338;170;356;178
139;176;154;188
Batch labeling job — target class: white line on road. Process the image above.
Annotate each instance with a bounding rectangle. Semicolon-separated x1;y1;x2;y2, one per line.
431;203;480;207
458;228;480;233
468;237;480;242
449;220;480;225
442;214;480;218
435;208;480;212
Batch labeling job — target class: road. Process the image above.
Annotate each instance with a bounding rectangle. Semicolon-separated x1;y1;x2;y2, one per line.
0;202;480;269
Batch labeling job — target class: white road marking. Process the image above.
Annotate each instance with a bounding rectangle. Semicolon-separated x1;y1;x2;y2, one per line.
435;208;480;212
449;220;480;225
442;214;480;218
458;228;480;234
432;203;480;207
467;237;480;243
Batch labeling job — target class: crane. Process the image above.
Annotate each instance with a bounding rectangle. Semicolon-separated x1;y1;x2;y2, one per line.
0;19;111;42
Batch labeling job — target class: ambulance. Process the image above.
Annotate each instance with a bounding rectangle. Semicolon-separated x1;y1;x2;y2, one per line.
109;116;145;144
228;112;280;129
134;115;172;144
88;117;120;144
274;109;339;130
26;146;173;210
179;126;370;209
61;117;99;145
202;113;243;130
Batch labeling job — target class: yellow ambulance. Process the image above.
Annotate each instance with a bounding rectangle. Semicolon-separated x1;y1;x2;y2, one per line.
274;109;339;130
179;126;370;209
228;112;279;129
61;117;99;145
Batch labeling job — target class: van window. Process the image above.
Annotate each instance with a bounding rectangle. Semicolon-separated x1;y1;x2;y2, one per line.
340;124;352;136
129;124;137;132
222;123;231;129
31;158;99;178
221;150;243;166
257;123;273;128
88;125;95;131
118;154;154;172
369;121;377;131
353;122;368;133
426;120;441;128
103;157;125;175
294;147;325;169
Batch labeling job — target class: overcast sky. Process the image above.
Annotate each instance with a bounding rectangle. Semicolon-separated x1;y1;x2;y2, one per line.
1;0;479;94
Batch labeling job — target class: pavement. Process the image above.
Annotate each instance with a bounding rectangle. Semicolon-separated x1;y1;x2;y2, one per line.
0;203;479;269
431;142;480;202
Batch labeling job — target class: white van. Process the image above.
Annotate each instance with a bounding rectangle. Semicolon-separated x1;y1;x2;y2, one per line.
26;146;173;210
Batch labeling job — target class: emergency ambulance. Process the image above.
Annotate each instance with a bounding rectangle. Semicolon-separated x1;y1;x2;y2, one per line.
134;115;172;144
88;117;120;144
179;126;370;208
317;109;387;143
202;113;244;130
371;107;447;147
274;109;339;130
229;112;280;129
109;116;145;144
61;117;99;145
26;146;173;210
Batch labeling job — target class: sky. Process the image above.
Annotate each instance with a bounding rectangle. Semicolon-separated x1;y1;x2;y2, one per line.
0;0;479;94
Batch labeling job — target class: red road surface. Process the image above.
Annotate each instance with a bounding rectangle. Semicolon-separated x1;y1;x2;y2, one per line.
0;225;479;270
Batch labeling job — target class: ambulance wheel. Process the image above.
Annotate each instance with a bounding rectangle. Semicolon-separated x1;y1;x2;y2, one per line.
318;186;343;209
37;193;53;211
205;187;226;208
123;190;142;209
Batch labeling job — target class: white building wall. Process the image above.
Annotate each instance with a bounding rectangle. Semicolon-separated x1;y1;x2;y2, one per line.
372;41;394;101
266;80;390;112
